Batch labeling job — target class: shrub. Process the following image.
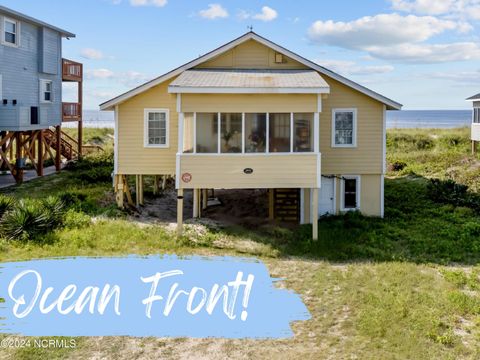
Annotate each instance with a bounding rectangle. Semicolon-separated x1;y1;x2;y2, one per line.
63;209;91;229
427;179;480;213
58;190;88;206
388;161;407;172
1;200;50;240
0;195;14;218
76;167;112;184
41;196;66;228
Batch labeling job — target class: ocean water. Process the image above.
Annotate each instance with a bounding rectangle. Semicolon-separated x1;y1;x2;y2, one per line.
71;109;473;129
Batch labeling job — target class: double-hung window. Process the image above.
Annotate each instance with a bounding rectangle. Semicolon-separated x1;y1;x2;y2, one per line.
332;109;357;147
3;17;19;46
40;80;53;103
144;109;169;148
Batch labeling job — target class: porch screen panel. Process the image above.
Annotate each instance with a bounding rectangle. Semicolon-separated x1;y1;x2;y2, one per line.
294;113;314;152
220;113;242;153
196;113;218;153
183;113;194;153
269;113;291;153
245;113;267;153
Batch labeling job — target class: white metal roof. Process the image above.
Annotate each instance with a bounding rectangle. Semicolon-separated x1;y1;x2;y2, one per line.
466;93;480;101
168;69;330;94
100;32;402;110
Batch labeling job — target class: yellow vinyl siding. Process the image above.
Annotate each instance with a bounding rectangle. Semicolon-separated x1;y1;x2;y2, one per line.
197;39;308;70
181;94;317;113
321;76;384;175
334;174;381;217
117;81;178;175
179;154;319;189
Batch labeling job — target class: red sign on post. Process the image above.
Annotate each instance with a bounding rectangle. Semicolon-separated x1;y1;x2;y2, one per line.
181;173;192;183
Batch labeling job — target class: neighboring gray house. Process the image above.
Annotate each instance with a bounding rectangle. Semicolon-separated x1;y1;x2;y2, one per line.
0;5;83;182
467;93;480;154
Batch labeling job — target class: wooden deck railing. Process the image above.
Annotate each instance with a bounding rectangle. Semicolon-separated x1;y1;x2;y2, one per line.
62;102;82;121
62;58;83;82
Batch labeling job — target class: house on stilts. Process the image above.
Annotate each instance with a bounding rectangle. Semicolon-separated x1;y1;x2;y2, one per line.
100;32;402;240
0;5;83;183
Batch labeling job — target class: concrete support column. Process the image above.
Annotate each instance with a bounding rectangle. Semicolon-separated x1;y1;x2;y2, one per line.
311;188;319;241
115;175;124;209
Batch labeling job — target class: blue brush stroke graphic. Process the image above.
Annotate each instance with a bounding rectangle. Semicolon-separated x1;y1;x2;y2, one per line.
0;255;310;338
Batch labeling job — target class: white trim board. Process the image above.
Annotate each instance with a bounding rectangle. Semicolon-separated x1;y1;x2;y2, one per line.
339;175;361;212
168;86;330;94
143;108;170;148
100;32;402;111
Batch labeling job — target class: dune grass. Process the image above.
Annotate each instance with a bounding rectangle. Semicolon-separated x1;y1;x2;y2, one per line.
0;127;480;359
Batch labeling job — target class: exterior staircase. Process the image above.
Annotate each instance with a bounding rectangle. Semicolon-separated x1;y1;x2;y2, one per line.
44;128;103;161
273;188;300;222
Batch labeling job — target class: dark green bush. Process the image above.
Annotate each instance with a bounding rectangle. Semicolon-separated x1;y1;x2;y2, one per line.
41;196;66;228
388;161;407;172
1;200;50;240
0;195;14;218
427;179;480;213
76;167;112;183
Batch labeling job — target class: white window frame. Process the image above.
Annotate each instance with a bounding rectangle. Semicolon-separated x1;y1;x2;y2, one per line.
39;79;53;103
473;107;480;124
340;175;361;212
144;108;170;148
2;17;20;47
188;112;317;155
331;108;357;148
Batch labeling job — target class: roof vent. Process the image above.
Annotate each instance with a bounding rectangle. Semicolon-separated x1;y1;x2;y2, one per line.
275;53;283;64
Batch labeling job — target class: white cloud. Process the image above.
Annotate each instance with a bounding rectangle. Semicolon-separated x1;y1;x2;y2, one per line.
367;42;480;63
252;6;278;22
80;48;105;60
429;69;480;83
390;0;480;19
308;13;479;63
120;71;150;87
129;0;167;7
391;0;456;15
239;6;278;22
86;68;115;79
308;14;459;50
199;4;229;19
317;59;395;76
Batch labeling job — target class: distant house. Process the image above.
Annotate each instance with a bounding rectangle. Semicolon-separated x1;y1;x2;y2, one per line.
101;32;402;240
467;93;480;154
0;5;83;182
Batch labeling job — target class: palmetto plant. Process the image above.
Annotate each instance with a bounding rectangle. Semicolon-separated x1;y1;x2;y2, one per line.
1;200;51;240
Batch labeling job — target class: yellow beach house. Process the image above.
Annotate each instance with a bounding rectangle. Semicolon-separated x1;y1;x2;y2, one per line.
100;32;402;240
467;92;480;154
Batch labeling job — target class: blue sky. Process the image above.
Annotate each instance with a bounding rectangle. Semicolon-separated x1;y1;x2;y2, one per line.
3;0;480;110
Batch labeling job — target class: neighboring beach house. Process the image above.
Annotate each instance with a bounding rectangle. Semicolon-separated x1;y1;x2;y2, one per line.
0;6;83;183
467;93;480;154
100;32;402;240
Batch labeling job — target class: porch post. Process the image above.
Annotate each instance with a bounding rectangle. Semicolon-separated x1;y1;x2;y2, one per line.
193;188;199;218
202;189;208;210
153;175;159;195
268;189;274;220
311;188;319;241
115;175;125;209
177;188;184;236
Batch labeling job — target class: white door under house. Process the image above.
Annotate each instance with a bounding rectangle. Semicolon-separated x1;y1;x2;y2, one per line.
318;177;335;216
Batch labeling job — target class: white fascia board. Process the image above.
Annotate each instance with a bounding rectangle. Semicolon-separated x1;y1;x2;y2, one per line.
167;86;330;94
100;32;402;111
